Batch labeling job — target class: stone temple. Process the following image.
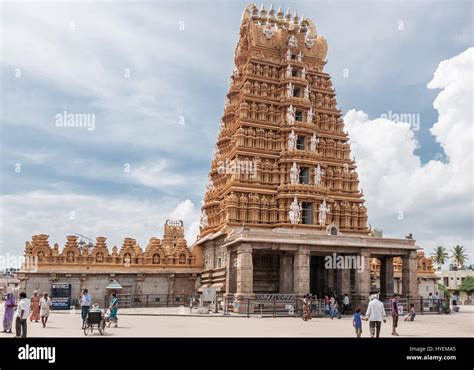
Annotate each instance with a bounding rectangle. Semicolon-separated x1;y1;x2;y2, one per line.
17;4;436;309
194;3;419;309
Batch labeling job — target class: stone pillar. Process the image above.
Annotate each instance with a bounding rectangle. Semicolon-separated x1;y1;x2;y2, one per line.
327;268;335;293
337;268;351;296
380;256;394;299
236;243;253;294
402;251;418;298
234;243;254;314
319;257;327;295
354;249;370;299
279;254;294;293
293;246;310;295
225;249;233;293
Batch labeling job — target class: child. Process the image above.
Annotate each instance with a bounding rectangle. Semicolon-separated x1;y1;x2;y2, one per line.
353;308;362;338
404;304;416;321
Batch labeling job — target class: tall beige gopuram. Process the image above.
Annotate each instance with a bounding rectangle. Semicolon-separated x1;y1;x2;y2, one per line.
194;4;419;309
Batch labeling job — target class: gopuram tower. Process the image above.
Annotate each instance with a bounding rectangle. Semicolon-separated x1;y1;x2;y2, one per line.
194;3;418;310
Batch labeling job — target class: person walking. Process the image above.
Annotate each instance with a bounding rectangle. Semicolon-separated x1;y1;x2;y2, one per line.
29;291;40;323
342;294;350;315
302;293;312;321
364;294;386;338
391;294;400;336
2;288;16;333
80;289;91;328
15;292;30;338
108;293;119;327
353;308;362;338
39;292;52;328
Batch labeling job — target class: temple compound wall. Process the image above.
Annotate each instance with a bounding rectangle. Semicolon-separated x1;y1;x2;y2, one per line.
18;220;203;305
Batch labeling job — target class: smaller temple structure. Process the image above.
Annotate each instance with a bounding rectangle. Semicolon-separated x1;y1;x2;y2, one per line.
18;220;203;305
370;250;437;298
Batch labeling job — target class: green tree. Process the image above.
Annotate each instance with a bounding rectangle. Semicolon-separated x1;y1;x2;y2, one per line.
458;276;474;294
431;246;448;270
451;245;468;270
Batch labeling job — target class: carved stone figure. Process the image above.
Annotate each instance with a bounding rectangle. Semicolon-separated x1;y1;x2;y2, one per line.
289;197;301;224
200;209;209;229
288;130;297;150
318;199;331;225
304;85;310;99
286;82;294;98
290;161;300;184
288;34;297;48
307;107;314;123
315;164;323;185
310;132;318;151
305;33;314;48
263;22;273;39
286;105;296;125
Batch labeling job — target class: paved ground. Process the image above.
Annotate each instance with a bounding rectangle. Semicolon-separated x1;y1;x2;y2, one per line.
1;304;473;338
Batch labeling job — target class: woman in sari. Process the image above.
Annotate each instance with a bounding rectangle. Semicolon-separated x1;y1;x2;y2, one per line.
108;293;119;327
29;291;40;322
2;288;16;333
302;293;312;321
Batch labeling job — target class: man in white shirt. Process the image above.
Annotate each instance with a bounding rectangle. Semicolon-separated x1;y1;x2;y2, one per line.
364;293;386;338
15;292;31;338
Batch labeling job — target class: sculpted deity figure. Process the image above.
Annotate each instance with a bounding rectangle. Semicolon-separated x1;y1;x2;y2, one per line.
305;33;314;48
297;52;303;62
286;105;296;125
301;66;306;79
288;34;298;48
289;197;301;224
286;64;292;78
288;130;297;150
206;175;214;191
343;163;349;172
200;209;209;229
307;107;315;124
286;82;294;98
310;132;318;151
290;161;300;185
315;164;323;185
286;49;292;61
304;85;310;99
263;22;273;39
318;199;331;225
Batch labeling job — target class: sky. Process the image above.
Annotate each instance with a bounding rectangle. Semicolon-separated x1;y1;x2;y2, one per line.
0;0;473;269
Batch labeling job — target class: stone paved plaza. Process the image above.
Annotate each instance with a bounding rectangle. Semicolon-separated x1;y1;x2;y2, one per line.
1;304;472;338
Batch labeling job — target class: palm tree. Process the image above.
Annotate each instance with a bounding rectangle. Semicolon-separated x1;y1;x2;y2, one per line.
431;246;448;271
451;245;468;270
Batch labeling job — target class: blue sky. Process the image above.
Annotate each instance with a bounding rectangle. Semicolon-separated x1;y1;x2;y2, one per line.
1;0;472;267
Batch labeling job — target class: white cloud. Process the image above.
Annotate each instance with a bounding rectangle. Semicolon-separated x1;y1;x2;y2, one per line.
344;47;473;260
